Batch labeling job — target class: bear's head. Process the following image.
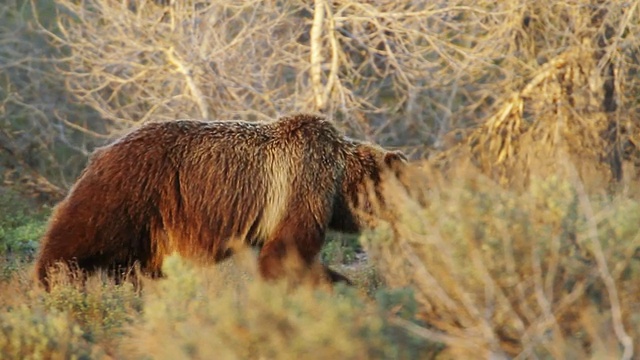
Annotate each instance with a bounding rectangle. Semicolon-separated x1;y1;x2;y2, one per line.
329;140;408;233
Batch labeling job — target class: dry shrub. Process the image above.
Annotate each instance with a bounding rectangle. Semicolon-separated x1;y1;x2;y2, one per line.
419;0;640;190
361;162;640;359
0;305;99;360
1;252;437;360
119;253;436;360
0;265;116;359
432;45;620;189
42;267;142;347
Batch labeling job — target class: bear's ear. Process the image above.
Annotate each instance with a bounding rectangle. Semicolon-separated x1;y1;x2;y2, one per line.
384;150;408;169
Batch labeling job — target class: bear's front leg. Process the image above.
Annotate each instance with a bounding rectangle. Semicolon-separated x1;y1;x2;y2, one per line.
259;240;352;286
258;215;352;286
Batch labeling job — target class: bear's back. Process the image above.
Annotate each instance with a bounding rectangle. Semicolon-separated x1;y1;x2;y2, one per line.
96;114;350;249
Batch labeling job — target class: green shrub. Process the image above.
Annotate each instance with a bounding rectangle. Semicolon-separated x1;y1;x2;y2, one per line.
0;189;49;256
321;233;362;266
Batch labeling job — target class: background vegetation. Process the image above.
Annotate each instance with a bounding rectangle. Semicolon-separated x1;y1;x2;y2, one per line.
2;0;640;358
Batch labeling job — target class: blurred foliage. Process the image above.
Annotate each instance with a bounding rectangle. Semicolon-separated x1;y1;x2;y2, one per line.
119;254;439;360
1;0;107;203
361;164;640;358
0;306;100;360
0;188;49;257
0;254;441;360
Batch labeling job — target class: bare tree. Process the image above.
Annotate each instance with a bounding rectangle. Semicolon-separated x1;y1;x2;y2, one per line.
6;0;638;186
29;1;545;147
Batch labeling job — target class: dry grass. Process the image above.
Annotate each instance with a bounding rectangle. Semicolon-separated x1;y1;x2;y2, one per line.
3;156;640;359
118;254;429;360
0;252;439;360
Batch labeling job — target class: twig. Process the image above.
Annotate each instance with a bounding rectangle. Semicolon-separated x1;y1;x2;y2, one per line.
310;0;326;111
165;47;210;119
568;160;634;360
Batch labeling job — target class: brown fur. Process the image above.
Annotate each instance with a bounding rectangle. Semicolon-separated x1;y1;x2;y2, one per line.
33;114;407;289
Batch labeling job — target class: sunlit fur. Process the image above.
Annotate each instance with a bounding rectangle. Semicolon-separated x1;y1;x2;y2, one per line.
33;113;407;289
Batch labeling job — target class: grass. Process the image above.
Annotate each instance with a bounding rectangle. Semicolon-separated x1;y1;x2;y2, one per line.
0;190;439;360
0;190;49;254
1;160;639;359
0;189;50;281
0;254;438;360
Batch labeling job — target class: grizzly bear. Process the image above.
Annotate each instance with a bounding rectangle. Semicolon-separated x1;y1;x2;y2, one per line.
33;113;407;289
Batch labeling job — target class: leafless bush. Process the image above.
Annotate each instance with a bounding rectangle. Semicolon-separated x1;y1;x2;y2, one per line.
0;0;632;194
19;2;544;143
426;1;640;188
